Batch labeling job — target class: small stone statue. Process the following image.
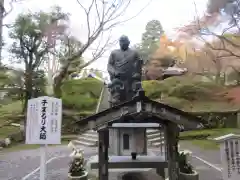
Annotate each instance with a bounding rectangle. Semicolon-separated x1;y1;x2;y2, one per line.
107;35;143;106
68;142;88;180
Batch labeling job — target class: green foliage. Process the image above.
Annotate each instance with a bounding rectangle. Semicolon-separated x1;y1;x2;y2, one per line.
0;126;20;139
161;96;189;109
169;84;210;101
3;69;47;101
57;36;84;76
168;80;220;101
136;19;164;63
8;6;69;107
142;80;167;99
144;76;220;101
32;70;47;97
61;78;103;111
0;101;22;119
181;128;240;139
9;6;68;64
142;77;223;109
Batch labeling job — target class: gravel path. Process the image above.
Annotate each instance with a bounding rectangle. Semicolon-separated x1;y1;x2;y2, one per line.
180;142;223;180
0;143;224;180
0;145;97;180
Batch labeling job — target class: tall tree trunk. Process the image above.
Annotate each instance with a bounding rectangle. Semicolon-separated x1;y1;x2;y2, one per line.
23;70;33;113
53;61;71;98
22;69;33;137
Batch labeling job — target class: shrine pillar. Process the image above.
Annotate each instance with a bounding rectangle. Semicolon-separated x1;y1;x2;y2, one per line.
98;129;109;180
165;122;179;180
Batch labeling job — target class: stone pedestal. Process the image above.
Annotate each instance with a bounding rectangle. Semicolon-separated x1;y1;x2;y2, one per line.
68;171;88;180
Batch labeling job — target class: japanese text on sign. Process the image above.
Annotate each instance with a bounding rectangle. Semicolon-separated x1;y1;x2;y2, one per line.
25;96;62;145
40;99;48;140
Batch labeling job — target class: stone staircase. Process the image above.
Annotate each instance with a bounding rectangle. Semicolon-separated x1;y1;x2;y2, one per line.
72;130;98;147
73;80;166;148
74;129;165;148
146;129;165;147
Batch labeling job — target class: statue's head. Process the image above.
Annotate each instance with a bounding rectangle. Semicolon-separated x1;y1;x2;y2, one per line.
119;35;130;51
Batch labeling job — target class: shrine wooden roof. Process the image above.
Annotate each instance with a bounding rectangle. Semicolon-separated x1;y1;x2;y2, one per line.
75;91;206;131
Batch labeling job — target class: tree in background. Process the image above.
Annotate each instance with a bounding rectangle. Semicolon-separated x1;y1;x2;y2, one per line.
136;19;164;63
144;34;194;80
4;69;47;103
8;6;68;110
173;0;240;84
49;35;85;97
51;0;143;97
8;0;142;104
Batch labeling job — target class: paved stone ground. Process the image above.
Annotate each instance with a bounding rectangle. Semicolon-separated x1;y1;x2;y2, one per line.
151;143;223;180
180;142;223;180
180;141;222;166
0;145;97;180
0;143;223;180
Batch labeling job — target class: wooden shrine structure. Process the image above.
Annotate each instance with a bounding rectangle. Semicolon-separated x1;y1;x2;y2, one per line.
76;90;205;180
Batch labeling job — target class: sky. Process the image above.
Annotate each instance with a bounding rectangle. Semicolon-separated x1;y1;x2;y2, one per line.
2;0;209;75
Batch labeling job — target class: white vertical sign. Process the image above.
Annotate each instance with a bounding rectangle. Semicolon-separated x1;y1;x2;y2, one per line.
25;96;62;145
215;134;240;180
48;97;62;144
25;98;40;144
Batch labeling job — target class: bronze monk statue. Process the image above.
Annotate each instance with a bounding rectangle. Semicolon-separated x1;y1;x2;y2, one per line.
107;35;143;106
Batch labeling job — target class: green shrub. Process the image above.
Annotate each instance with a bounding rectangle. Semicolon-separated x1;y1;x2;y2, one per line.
168;83;211;101
160;96;189;109
142;80;168;99
62;78;103;98
167;80;219;101
61;78;103;111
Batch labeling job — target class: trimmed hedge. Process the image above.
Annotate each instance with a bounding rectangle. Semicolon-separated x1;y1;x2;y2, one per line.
61;78;103;111
192;111;239;128
180;128;240;140
143;77;221;101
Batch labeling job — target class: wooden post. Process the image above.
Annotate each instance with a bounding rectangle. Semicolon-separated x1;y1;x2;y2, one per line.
143;128;147;154
98;129;109;180
165;122;179;180
157;126;165;178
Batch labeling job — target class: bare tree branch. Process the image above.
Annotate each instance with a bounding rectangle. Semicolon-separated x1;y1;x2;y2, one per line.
53;0;152;97
63;0;152;63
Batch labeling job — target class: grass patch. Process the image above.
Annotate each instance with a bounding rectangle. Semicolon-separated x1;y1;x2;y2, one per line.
0;126;20;139
180;128;240;149
1;140;70;153
0;101;22;118
180;128;240;138
189;139;220;150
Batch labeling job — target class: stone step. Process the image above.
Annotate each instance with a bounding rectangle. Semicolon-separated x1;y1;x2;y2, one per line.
152;141;165;147
146;129;161;135
147;132;163;139
78;136;98;143
72;140;97;147
75;130;166;147
81;133;98;139
148;136;165;144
